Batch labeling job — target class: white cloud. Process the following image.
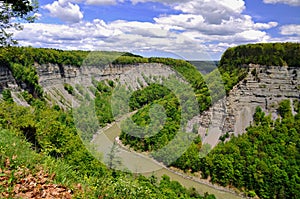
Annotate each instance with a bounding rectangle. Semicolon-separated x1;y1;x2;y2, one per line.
154;13;277;36
13;20;210;58
42;0;83;23
174;0;245;15
51;0;123;5
85;0;118;5
263;0;300;6
131;0;245;24
33;13;42;20
280;24;300;35
17;0;289;60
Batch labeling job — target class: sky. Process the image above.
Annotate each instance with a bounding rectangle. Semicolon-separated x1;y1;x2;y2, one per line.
13;0;300;60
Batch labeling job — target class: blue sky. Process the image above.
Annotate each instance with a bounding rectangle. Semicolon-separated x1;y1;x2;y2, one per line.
14;0;300;60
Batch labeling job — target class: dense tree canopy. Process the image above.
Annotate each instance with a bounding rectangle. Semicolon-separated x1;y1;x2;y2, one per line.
0;99;216;198
217;42;300;94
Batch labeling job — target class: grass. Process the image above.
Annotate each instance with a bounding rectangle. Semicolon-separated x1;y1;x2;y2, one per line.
0;128;40;170
0;128;87;197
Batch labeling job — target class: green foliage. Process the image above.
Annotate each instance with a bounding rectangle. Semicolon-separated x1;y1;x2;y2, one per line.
198;102;300;199
107;56;212;113
217;42;300;94
113;56;149;64
148;57;211;112
95;80;115;127
0;101;215;198
21;91;34;104
64;83;74;95
2;89;13;103
169;136;202;172
220;42;300;67
10;62;43;97
129;83;171;110
278;99;292;119
0;129;40;170
0;46;89;67
119;59;212;167
0;0;38;46
121;93;180;152
120;74;202;153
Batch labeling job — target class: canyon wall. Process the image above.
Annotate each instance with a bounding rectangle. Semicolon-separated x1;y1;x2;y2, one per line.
199;64;299;147
0;65;18;92
1;62;299;144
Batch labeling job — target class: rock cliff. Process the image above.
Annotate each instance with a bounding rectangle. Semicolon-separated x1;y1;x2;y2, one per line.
199;64;299;147
1;61;299;145
0;65;18;92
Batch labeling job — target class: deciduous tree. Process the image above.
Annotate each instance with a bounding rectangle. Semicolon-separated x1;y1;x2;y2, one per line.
0;0;38;46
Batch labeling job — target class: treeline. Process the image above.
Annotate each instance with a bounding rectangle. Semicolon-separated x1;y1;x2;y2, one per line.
122;91;300;198
0;100;216;199
0;46;130;97
217;42;300;94
220;42;300;67
198;100;300;198
0;47;88;97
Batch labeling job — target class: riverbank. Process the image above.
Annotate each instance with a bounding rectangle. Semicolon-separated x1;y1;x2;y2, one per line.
91;121;246;199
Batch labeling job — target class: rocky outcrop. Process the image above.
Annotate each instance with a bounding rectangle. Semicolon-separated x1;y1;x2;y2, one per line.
199;64;299;147
1;61;299;142
0;65;18;92
38;62;175;109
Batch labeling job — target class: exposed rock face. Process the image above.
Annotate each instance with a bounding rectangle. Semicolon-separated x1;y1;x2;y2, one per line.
1;62;299;143
36;63;175;109
35;63;160;87
199;64;300;147
0;65;18;92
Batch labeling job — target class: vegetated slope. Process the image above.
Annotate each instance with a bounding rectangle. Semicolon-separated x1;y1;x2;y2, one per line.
188;61;219;74
119;42;300;198
116;58;212;165
119;43;300;148
0;47;217;198
1;43;299;198
0;100;216;199
199;100;300;199
215;42;300;96
0;46;88;97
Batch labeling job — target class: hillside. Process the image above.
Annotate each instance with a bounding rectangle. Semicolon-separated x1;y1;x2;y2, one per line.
0;48;217;198
0;43;299;199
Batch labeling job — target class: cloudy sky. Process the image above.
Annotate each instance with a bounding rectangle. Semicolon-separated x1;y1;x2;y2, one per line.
14;0;300;60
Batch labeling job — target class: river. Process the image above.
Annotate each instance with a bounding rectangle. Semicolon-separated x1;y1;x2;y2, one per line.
92;122;244;199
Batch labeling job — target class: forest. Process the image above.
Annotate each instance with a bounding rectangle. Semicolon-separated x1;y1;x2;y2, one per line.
115;43;300;198
199;100;300;198
1;42;300;198
0;96;216;198
1;1;299;198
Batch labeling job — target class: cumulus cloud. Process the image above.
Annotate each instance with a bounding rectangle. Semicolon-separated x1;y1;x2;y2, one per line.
131;0;245;24
263;0;300;6
85;0;118;5
154;13;277;36
33;13;43;20
280;24;300;35
51;0;123;5
19;0;286;59
13;20;208;57
42;0;83;23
